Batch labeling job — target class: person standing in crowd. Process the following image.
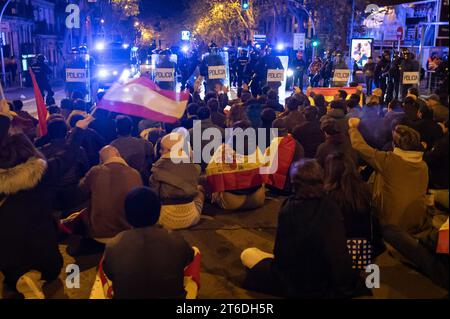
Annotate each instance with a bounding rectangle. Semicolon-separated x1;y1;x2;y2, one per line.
348;118;429;235
235;49;249;97
0;109;86;299
30;54;54;101
292;51;306;91
308;56;322;87
363;57;376;96
102;187;199;299
110;116;154;183
292;106;325;158
240;159;365;298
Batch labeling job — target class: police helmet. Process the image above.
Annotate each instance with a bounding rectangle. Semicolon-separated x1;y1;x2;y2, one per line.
37;54;46;63
159;49;172;56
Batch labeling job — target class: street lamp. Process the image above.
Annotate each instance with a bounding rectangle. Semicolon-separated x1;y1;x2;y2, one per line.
0;0;12;96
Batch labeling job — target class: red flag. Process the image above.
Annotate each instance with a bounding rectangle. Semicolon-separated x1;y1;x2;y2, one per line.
29;67;47;136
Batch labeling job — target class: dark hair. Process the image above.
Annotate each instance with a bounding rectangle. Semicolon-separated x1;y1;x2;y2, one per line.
241;92;253;103
261;107;276;126
71;91;84;100
330;100;345;111
257;95;268;105
286;97;300;111
207;98;219;112
338;90;348;100
73;99;86;112
402;96;418;108
12;100;23;112
262;85;271;96
187;103;199;116
116;115;133;136
60;98;73;110
125;187;161;227
346;98;359;110
349;81;358;87
320;118;341;135
267;89;278;101
47;105;61;115
419;104;433;120
388;99;401;110
46;96;56;106
69;114;85;128
47;118;68;140
303;106;318;121
290;159;325;199
197;107;211;120
324;152;371;213
392;125;422;151
232;120;255;155
204;92;218;104
407;87;419;97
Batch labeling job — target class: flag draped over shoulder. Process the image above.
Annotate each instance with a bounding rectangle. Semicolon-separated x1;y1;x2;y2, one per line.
264;134;297;190
310;87;360;104
98;77;189;123
206;144;267;193
29;68;48;136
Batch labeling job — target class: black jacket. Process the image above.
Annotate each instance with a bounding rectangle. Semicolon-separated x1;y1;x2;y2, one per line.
315;134;358;167
424;132;449;189
272;196;363;298
0;129;84;273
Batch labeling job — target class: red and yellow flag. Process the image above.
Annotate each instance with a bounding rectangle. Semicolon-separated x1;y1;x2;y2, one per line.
29;68;48;136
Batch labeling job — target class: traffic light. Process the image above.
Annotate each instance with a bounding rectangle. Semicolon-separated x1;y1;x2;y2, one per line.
312;40;319;47
241;0;250;10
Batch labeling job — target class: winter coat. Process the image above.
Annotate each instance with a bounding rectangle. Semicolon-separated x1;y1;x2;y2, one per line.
424;132;449;189
315;134;358;167
292;121;325;158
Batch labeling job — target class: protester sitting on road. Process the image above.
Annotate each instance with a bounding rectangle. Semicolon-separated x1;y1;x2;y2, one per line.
313;94;328;118
102;187;200;299
425;94;449;123
72;146;143;245
12;99;39;127
348;118;430;236
258;108;277;151
411;104;444;151
316;118;357;167
149;132;204;230
88;108;117;144
110;116;154;184
265;89;284;113
209;120;266;211
39;117;89;213
240;159;365;298
278;97;305;133
345;96;361;119
60;98;74;120
358;95;385;149
207;98;226;128
181;103;200;130
292;106;325;158
320;100;348;136
324;152;384;256
0;108;86;299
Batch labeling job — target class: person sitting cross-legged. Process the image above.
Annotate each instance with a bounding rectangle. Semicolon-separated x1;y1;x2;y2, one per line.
240;159;366;298
149;132;204;230
94;187;201;299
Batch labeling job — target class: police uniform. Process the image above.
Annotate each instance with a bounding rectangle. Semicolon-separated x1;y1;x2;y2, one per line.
30;56;54;99
234;52;249;92
155;51;177;91
399;50;420;99
255;51;283;91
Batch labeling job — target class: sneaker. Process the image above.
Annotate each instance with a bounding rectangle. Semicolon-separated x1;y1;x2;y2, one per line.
16;271;45;299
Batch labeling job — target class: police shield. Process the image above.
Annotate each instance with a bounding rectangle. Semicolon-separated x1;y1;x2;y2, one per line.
201;51;230;92
65;51;89;100
153;53;177;91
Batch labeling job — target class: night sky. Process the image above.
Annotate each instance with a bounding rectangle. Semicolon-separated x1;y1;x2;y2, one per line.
139;0;190;19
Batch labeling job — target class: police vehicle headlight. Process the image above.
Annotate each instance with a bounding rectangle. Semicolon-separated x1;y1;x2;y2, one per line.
287;69;294;77
98;69;109;78
181;46;189;53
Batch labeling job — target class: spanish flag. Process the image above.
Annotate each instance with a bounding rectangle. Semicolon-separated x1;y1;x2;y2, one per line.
206;144;267;193
29;67;48;136
264;134;297;190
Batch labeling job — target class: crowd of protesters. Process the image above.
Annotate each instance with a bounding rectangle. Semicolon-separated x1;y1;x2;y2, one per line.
0;70;448;299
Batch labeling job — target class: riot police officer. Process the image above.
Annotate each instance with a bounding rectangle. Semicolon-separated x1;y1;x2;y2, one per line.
254;45;284;91
66;47;88;100
244;50;260;97
399;48;420;99
375;50;391;103
200;46;227;93
386;51;401;102
234;49;249;96
155;49;177;91
30;54;54;101
331;51;349;87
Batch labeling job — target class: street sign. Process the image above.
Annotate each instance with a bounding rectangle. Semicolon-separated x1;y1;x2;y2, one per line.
208;65;227;79
66;68;86;82
181;30;190;41
155;68;175;82
293;33;305;50
253;34;266;44
267;69;285;82
332;69;351;83
402;71;419;84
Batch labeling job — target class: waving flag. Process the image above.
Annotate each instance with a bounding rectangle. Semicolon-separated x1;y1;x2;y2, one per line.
29;68;48;136
98;77;189;123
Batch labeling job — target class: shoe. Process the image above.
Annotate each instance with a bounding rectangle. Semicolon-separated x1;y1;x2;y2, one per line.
16;271;45;299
